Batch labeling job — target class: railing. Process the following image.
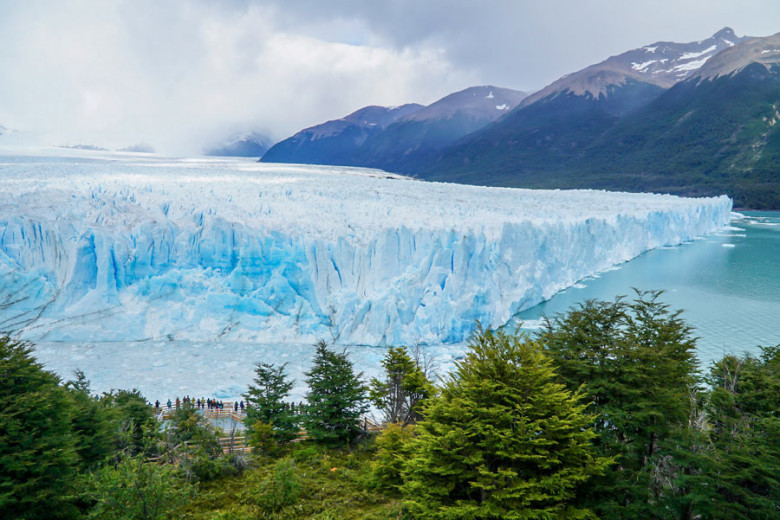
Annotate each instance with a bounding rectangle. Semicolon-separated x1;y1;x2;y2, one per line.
152;401;387;453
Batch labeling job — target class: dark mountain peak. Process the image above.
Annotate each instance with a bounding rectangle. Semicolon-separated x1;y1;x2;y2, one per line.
343;103;424;127
693;32;780;80
404;85;527;123
522;28;750;107
713;27;737;40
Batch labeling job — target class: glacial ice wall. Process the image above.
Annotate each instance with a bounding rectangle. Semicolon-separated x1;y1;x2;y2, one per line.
0;149;732;345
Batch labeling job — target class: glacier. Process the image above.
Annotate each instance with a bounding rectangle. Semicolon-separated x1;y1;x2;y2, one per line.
0;147;732;351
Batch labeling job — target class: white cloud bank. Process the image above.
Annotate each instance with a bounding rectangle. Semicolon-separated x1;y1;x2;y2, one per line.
0;1;471;154
0;0;778;154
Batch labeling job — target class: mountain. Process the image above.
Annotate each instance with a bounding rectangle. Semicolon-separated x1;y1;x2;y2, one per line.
204;131;275;158
260;104;423;165
351;86;528;172
521;27;747;107
260;86;526;168
418;30;780;209
580;32;780;208
408;30;748;183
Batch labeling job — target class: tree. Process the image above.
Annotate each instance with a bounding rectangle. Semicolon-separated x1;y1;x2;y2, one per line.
244;362;299;450
304;340;368;447
369;346;433;426
402;328;609;520
164;402;223;481
101;389;158;459
65;370;113;470
0;337;80;519
539;290;699;518
694;347;780;519
372;422;417;491
85;455;193;520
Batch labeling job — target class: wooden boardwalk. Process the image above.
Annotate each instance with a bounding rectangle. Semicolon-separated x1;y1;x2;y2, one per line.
153;401;384;454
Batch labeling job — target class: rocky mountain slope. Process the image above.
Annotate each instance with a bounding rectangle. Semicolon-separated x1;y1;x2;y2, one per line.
419;30;780;209
261;86;526;167
260;104;423;165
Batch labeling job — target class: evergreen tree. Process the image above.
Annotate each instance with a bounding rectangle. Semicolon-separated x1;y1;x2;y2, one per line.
244;362;299;449
101;389;158;458
402;328;609;520
369;346;433;425
540;291;699;518
0;337;80;519
304;340;368;447
696;347;780;519
65;370;113;470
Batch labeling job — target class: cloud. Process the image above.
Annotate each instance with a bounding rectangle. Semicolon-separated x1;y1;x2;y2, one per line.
0;0;778;154
0;0;471;154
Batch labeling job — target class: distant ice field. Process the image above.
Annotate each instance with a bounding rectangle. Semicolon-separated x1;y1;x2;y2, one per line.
0;147;732;399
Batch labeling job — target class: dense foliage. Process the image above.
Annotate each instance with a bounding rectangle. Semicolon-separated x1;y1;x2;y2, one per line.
402;328;610;519
540;290;700;517
0;338;81;519
2;291;779;519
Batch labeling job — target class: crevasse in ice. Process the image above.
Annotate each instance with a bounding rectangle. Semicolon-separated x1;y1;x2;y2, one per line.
0;149;732;346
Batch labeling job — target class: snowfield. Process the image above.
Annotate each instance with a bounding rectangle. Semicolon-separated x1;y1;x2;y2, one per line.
0;147;732;350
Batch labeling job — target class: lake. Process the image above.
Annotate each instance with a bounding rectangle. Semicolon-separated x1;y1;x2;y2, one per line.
513;211;780;367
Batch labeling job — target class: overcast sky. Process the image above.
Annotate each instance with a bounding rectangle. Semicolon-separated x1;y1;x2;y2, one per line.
0;0;778;154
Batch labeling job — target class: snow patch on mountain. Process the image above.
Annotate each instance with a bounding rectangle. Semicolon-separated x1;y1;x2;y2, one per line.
679;45;718;61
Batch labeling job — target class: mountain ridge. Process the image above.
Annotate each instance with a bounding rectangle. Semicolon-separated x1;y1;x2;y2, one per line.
261;86;526;167
418;31;780;209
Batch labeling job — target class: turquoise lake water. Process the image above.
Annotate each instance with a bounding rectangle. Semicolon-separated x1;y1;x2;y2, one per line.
512;212;780;367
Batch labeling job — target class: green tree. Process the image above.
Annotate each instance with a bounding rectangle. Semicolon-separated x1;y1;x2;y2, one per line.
101;389;158;459
0;337;80;520
164;401;223;481
695;347;780;519
372;422;416;491
369;346;433;425
244;362;299;450
65;370;113;470
304;340;369;447
402;328;609;520
539;291;699;518
85;455;193;520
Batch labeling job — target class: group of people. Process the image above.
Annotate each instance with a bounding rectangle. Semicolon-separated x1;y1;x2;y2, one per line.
153;396;247;413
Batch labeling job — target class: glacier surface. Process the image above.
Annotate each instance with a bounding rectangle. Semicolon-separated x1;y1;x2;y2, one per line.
0;147;732;349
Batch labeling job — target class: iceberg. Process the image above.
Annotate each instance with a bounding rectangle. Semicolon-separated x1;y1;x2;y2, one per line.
0;148;732;349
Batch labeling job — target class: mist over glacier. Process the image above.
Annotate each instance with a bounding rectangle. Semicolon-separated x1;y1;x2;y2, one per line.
0;148;731;350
